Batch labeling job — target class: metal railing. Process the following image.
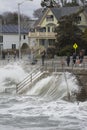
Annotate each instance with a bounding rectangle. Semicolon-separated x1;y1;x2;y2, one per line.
16;66;45;94
42;57;87;72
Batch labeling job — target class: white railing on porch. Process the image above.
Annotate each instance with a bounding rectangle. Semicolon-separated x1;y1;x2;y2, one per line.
29;32;56;39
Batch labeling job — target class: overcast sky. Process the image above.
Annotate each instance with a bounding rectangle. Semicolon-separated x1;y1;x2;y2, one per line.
0;0;41;18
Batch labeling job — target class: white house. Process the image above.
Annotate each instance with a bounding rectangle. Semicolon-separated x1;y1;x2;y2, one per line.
0;25;29;52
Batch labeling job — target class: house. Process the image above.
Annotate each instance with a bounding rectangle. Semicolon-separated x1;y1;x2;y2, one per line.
0;24;29;54
28;6;87;53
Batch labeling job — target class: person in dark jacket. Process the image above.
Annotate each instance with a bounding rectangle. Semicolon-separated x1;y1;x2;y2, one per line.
41;50;46;66
79;51;84;64
66;55;70;66
72;53;77;65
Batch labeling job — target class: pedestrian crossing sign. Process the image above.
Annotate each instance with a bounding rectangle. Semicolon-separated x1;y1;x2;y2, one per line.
73;43;78;49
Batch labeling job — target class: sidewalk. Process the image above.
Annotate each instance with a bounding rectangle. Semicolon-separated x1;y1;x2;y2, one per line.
0;55;87;70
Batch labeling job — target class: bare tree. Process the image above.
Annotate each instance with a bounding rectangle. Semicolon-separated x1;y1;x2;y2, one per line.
2;11;30;25
33;8;43;18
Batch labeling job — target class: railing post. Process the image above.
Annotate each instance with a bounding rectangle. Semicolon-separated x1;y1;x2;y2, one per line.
31;73;32;82
52;59;54;72
83;60;85;70
71;58;73;70
45;60;47;71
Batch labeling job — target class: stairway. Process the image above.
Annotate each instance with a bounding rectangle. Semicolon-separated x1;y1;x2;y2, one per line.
16;66;48;94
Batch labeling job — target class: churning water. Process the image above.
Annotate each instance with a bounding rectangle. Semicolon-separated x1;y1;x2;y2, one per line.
0;61;87;130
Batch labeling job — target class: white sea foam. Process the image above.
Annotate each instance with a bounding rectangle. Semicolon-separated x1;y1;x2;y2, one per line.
0;62;28;92
0;61;86;130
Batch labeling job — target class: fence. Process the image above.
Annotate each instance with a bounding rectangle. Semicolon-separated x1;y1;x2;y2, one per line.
42;57;87;72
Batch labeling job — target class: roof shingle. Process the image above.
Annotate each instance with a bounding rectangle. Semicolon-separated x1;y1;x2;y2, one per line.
0;25;29;34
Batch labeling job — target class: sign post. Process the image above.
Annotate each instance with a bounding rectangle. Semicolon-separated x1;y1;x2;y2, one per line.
73;43;78;53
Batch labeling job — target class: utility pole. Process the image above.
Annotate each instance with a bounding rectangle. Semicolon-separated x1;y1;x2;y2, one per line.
18;0;33;59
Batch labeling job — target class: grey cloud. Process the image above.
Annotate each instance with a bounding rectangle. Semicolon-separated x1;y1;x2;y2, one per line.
0;0;41;18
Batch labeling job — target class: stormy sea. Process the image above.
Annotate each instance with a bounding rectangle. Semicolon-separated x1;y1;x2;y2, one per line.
0;60;87;130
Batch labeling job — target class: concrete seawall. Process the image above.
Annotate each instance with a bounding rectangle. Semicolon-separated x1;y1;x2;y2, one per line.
73;70;87;101
42;64;87;101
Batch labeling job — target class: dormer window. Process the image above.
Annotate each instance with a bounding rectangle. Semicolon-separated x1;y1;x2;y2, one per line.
75;16;81;24
46;15;54;21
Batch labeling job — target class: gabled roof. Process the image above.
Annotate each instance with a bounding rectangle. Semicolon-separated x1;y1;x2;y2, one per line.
0;25;29;34
34;6;86;27
21;20;36;29
51;6;80;20
34;8;48;27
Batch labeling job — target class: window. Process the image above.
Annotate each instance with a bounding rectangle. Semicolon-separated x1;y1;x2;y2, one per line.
40;39;45;46
46;15;54;21
0;44;3;50
42;27;46;32
49;39;54;46
52;27;55;32
12;44;16;49
0;36;3;43
48;27;50;32
39;27;46;32
75;16;81;24
23;35;26;39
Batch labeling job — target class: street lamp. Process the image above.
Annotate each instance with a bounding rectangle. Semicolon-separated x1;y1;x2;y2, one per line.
18;0;33;59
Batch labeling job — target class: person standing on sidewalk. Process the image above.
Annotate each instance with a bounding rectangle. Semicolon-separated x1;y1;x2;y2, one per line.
72;52;77;65
41;50;46;66
79;51;84;64
66;54;70;66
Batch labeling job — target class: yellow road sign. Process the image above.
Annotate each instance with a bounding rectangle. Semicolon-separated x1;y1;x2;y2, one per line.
73;43;78;49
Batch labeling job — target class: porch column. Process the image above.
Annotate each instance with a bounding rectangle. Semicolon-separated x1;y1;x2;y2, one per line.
36;38;40;55
45;39;48;55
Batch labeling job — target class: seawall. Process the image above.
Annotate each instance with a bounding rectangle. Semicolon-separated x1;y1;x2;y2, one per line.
72;69;87;101
42;65;87;101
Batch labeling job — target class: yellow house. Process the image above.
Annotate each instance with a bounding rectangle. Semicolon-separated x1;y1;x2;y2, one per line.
28;6;87;52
